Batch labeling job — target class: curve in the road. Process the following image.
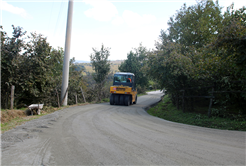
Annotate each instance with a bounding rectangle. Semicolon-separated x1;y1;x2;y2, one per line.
1;91;245;165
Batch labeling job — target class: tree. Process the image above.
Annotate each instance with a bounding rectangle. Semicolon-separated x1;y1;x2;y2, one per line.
1;25;26;108
1;25;89;108
147;42;193;94
67;57;87;105
149;0;225;92
148;0;246;115
90;44;111;101
165;0;223;51
118;43;149;92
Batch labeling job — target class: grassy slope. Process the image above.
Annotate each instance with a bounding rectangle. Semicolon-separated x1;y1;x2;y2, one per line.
80;60;123;75
147;95;246;131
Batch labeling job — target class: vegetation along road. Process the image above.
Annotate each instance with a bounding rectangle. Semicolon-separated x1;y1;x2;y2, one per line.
1;91;245;165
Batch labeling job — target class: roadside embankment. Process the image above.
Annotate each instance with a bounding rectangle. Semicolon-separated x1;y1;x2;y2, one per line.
147;95;246;131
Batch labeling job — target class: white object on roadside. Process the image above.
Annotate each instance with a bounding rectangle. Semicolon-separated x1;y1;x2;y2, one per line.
28;104;44;115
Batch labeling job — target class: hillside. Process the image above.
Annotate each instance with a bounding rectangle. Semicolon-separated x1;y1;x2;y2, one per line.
75;60;124;75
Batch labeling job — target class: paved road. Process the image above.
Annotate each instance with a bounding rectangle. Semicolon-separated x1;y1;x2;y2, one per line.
1;91;245;165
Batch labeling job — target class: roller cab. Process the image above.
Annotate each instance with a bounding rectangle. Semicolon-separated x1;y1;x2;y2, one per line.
110;72;137;106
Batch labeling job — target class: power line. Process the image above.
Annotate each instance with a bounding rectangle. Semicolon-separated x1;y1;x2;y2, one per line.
53;1;64;37
47;1;54;33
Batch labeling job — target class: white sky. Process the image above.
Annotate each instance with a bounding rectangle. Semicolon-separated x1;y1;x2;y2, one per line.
1;0;245;61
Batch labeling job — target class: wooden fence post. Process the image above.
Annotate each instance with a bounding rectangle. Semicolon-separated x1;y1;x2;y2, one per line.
208;86;214;118
10;85;15;110
80;87;86;103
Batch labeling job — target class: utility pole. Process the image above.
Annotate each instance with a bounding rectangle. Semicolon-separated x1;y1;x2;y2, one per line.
61;0;74;106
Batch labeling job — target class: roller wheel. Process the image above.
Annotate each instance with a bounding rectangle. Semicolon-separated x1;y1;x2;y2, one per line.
124;96;130;106
133;95;137;104
120;95;124;105
110;94;114;105
114;95;120;105
130;96;133;105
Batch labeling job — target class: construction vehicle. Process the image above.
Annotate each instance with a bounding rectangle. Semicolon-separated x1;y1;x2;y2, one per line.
110;72;137;106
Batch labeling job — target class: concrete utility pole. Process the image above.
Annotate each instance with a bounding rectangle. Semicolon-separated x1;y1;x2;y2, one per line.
61;0;74;106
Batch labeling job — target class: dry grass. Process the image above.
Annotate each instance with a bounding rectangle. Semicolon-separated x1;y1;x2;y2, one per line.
80;60;123;75
1;109;27;124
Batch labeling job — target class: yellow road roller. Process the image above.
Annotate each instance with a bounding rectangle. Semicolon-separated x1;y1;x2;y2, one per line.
110;72;137;106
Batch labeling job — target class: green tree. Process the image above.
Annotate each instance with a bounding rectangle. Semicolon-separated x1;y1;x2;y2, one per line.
147;42;193;94
67;57;87;105
148;1;246;114
1;25;26;108
18;32;54;104
165;0;223;51
1;25;89;108
90;44;111;101
118;43;149;92
149;0;225;92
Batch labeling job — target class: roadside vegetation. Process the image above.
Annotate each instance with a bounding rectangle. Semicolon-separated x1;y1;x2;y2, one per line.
148;95;246;131
146;2;246;119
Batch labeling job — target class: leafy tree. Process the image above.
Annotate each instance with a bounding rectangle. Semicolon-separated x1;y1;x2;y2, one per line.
148;0;246;115
147;42;193;93
67;57;87;105
1;25;26;108
1;25;90;108
118;43;149;91
90;44;111;101
165;0;223;51
149;0;225;91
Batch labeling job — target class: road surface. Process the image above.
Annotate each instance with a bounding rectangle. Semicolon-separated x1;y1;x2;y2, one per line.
1;91;245;165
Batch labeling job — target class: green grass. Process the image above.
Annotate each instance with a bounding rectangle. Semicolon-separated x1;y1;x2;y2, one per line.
1;116;40;132
101;98;110;103
147;95;246;131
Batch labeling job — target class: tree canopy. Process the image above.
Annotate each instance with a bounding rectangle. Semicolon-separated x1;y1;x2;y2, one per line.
90;44;111;101
118;43;149;91
1;26;86;108
147;0;246;114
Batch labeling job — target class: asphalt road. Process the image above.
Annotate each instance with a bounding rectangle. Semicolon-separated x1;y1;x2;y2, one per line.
1;91;245;165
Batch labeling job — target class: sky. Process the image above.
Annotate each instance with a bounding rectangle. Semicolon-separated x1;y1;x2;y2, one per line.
1;0;245;62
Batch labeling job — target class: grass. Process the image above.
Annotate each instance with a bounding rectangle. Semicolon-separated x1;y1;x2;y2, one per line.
147;95;246;131
1;116;40;132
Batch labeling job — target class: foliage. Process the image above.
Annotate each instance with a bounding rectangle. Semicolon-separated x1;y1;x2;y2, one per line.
67;58;87;105
1;25;87;108
90;44;111;102
147;95;246;131
162;0;223;51
118;43;149;90
147;0;246;116
1;25;27;108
